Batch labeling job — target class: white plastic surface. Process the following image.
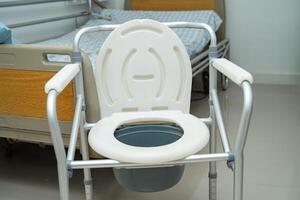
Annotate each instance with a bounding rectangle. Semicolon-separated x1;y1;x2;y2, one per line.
95;19;192;117
45;63;80;93
89;111;210;163
212;58;253;86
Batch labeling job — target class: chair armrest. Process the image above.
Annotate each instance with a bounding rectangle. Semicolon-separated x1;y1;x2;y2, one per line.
45;63;80;93
212;58;253;86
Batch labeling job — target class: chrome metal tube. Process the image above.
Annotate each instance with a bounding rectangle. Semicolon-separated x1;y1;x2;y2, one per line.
66;95;83;162
73;59;93;199
47;90;69;200
208;36;218;200
200;117;212;126
0;0;64;7
192;63;209;77
191;39;229;65
165;22;217;47
8;12;89;28
73;22;218;53
191;51;208;66
70;153;230;169
233;81;253;200
211;89;231;153
209;107;217;200
192;57;209;73
88;0;92;13
192;45;228;76
83;123;96;130
80;119;93;200
73;25;119;52
217;45;226;56
235;82;253;153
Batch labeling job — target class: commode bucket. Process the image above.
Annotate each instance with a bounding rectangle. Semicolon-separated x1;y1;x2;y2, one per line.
113;124;185;192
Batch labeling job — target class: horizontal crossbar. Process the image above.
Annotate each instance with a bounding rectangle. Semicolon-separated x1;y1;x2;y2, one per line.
70;153;230;169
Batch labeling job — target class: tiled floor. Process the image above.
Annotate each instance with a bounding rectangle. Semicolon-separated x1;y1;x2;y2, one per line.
0;84;299;200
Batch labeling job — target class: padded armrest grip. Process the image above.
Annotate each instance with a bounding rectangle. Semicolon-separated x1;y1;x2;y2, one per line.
45;63;80;93
212;58;253;86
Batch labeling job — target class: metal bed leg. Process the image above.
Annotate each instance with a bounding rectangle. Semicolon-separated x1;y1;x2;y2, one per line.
209;109;217;200
80;123;93;200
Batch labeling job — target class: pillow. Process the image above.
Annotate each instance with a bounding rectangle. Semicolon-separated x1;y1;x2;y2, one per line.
0;22;12;44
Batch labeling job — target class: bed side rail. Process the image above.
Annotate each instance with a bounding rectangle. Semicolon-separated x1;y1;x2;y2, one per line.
0;44;73;71
0;44;75;130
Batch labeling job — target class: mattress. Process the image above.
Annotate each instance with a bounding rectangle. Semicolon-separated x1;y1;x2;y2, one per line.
35;9;222;66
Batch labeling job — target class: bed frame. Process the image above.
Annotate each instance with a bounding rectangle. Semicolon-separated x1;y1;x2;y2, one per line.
0;45;99;148
0;0;228;155
127;0;229;88
126;0;225;40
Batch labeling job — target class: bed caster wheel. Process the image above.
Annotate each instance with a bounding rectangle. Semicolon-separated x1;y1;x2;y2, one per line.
221;74;229;91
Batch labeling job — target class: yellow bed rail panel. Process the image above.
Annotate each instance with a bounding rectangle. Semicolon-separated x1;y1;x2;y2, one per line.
0;68;74;121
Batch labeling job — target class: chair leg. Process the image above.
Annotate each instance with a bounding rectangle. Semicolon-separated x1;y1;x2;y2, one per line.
57;163;69;200
233;154;244;200
80;125;93;200
209;163;217;200
84;174;93;200
209;114;217;200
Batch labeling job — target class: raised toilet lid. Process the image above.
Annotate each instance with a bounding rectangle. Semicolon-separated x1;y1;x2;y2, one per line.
89;111;209;163
94;19;192;118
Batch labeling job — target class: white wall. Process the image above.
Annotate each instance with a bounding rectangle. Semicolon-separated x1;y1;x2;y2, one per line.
0;1;88;43
225;0;300;84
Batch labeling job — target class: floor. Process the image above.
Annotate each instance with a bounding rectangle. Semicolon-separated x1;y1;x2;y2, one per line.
0;83;299;200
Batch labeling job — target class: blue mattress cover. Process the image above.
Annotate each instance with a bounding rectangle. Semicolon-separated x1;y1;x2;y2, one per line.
0;22;12;44
36;9;222;66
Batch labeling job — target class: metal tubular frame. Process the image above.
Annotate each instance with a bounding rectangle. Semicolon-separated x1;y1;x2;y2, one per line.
191;39;229;79
8;12;89;29
211;90;231;153
46;22;253;200
66;95;83;162
71;153;230;169
47;90;69;200
0;0;65;7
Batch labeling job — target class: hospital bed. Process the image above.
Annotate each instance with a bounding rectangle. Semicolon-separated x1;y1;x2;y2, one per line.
35;9;229;79
0;0;229;154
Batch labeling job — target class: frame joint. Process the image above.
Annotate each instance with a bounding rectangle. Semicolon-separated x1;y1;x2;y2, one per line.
72;52;82;63
226;152;235;171
208;172;217;179
209;46;218;58
67;160;73;178
84;179;93;186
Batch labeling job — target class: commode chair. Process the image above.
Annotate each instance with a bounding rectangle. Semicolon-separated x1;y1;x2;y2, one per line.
45;19;253;200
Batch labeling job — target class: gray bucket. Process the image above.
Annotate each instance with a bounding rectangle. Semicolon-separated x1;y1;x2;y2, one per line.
113;124;185;192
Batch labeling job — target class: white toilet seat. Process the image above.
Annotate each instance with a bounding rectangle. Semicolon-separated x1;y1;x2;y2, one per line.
89;111;209;164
